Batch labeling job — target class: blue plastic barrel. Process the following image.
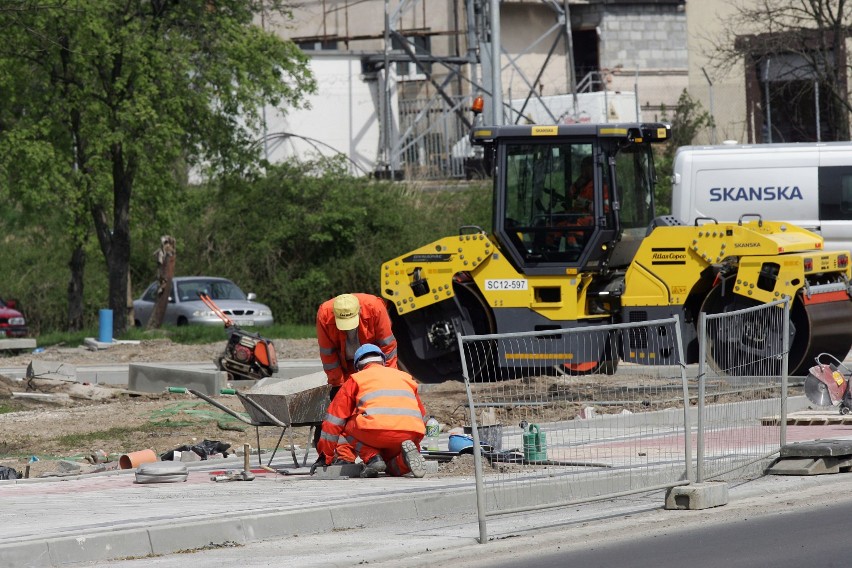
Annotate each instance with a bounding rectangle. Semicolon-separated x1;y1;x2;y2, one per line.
98;309;113;343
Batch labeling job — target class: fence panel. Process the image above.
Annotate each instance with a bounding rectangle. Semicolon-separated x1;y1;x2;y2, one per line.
696;299;790;482
458;318;691;542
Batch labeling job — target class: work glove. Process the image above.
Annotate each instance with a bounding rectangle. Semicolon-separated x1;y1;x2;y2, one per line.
309;454;329;475
329;386;340;401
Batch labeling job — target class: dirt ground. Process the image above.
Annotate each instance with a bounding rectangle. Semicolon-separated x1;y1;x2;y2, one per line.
0;338;486;479
0;338;769;480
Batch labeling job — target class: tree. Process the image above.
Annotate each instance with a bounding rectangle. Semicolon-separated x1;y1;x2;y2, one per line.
0;0;315;333
706;0;851;141
656;90;714;214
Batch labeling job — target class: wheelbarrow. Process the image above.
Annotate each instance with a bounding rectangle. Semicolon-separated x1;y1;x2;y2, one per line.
187;373;330;469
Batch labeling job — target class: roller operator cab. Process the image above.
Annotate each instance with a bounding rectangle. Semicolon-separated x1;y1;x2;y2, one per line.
381;121;852;383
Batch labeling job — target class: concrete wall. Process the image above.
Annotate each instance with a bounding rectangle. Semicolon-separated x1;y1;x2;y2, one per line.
260;54;388;175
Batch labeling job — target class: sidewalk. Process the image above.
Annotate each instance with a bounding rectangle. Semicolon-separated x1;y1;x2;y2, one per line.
5;406;852;567
0;452;479;568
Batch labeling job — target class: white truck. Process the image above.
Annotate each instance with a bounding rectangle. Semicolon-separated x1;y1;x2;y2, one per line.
671;142;852;252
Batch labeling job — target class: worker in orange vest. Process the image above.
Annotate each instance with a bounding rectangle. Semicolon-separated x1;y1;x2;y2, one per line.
316;293;398;400
312;344;427;478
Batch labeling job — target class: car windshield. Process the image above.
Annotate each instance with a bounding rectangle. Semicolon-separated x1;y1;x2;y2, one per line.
176;280;246;302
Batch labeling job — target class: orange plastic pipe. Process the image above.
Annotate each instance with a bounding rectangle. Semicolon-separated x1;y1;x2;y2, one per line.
119;449;158;469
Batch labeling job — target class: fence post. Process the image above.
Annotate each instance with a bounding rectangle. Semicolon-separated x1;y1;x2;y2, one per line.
458;332;488;545
673;314;694;483
696;311;707;483
781;299;790;447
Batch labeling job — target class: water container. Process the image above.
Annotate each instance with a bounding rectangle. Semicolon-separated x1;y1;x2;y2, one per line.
522;423;547;462
424;416;440;451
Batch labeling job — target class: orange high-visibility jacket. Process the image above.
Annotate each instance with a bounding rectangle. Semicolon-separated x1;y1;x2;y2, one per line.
317;363;426;459
316;293;398;387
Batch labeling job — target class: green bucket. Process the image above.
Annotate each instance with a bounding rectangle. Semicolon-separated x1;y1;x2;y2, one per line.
522;423;547;462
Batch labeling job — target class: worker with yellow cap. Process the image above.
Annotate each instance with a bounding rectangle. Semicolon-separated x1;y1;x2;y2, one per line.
316;293;398;401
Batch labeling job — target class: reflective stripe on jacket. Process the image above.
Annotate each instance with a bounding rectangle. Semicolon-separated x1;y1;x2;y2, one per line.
317;363;426;459
316;293;398;386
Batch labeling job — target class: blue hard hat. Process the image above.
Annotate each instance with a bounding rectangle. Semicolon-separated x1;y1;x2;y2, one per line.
353;343;386;367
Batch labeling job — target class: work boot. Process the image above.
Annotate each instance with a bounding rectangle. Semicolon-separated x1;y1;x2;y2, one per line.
401;440;427;478
360;455;386;478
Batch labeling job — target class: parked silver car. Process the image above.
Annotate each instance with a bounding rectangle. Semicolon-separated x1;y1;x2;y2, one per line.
133;277;274;328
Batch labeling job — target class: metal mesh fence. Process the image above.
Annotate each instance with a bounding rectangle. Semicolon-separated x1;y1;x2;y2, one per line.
458;318;691;541
695;299;790;482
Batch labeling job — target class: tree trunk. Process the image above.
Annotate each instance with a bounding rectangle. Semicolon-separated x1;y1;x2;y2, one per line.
66;243;86;331
147;235;176;329
92;144;135;336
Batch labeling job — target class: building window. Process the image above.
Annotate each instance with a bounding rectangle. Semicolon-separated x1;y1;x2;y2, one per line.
392;35;431;81
740;32;847;143
296;39;338;51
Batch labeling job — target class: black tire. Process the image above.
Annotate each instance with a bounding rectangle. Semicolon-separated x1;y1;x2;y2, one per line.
700;281;788;376
391;281;495;383
177;316;188;327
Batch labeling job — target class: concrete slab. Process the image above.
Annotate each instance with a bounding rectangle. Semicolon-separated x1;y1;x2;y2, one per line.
0;338;36;351
780;439;852;457
128;363;227;396
26;360;76;382
665;482;729;510
766;456;841;475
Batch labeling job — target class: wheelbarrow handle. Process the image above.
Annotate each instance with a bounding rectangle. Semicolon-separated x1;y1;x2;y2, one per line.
236;391;291;428
186;389;259;426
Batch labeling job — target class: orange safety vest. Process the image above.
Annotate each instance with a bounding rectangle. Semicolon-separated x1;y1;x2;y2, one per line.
316;293;398;386
317;363;426;458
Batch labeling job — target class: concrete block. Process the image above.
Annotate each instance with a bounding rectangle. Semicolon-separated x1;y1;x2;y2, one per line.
766;457;840;476
313;463;365;479
665;482;729;510
129;363;227;396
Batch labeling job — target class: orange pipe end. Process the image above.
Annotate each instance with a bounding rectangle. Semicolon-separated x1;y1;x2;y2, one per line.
119;449;158;469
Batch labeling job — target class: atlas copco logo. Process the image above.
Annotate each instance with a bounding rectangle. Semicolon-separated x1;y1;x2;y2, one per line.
709;186;804;201
652;252;686;260
651;248;687;264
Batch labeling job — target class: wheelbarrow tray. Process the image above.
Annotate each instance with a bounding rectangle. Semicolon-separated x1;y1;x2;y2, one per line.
242;371;331;426
239;389;330;427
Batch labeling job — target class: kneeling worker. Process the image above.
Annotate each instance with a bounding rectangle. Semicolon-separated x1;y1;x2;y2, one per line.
313;344;428;478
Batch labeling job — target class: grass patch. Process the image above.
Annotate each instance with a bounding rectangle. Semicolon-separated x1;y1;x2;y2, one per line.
54;419;204;447
0;404;14;414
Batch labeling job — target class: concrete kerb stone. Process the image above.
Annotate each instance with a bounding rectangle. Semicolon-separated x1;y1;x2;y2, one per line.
0;540;52;568
48;530;154;566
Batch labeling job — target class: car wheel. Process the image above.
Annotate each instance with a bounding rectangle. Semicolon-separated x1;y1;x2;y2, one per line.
177;317;188;326
134;320;142;328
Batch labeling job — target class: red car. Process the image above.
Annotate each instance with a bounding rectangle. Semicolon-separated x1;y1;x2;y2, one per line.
0;298;28;338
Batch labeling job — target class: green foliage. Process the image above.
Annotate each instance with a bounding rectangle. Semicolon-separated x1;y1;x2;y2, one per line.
0;1;316;332
164;158;492;325
655;90;715;215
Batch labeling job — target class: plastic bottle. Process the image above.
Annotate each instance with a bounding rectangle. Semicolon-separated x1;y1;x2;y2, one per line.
425;416;440;451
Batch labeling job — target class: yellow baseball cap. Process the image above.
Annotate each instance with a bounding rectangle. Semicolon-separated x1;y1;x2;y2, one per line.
332;294;360;331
